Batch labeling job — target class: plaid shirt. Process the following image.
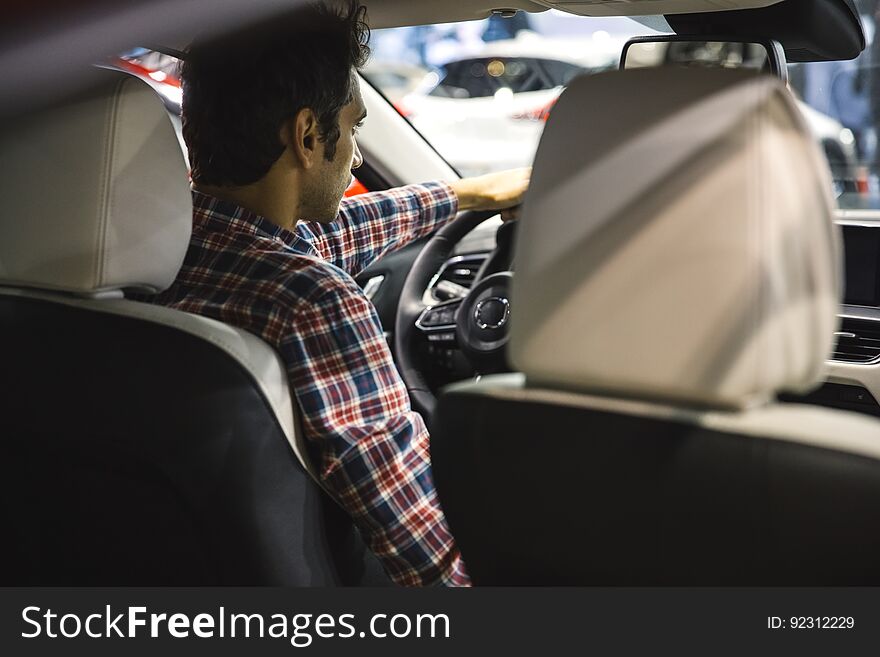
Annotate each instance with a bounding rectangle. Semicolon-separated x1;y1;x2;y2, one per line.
145;183;469;587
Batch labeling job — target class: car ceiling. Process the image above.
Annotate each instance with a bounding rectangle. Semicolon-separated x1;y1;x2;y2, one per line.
360;1;781;26
0;0;783;118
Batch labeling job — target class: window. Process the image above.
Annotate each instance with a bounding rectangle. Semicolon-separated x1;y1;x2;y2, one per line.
363;12;662;177
365;6;880;210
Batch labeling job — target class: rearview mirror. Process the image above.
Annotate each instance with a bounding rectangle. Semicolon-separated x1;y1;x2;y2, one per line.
621;36;788;82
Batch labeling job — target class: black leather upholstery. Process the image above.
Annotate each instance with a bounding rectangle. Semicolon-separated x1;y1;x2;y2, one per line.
0;294;387;585
432;389;880;585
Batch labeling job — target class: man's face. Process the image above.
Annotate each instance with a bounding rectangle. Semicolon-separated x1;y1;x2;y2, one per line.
303;73;366;222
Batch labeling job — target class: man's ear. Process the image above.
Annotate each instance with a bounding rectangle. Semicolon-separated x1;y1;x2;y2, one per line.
280;108;319;169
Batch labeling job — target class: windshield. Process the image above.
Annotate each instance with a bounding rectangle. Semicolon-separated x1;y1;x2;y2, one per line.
364;5;880;214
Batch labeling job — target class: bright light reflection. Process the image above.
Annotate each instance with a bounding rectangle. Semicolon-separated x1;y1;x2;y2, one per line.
161;87;183;105
494;87;514;103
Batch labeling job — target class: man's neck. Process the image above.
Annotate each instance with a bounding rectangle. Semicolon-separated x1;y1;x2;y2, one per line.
194;173;298;231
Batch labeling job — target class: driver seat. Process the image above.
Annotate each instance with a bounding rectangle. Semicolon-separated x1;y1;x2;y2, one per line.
431;67;880;585
0;69;372;584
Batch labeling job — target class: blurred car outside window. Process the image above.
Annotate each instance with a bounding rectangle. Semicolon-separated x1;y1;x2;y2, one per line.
364;7;880;213
111;5;880;213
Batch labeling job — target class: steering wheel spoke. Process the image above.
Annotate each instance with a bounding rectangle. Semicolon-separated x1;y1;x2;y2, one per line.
415;298;462;346
394;209;504;422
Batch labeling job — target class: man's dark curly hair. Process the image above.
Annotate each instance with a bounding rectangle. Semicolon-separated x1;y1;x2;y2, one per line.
180;1;370;186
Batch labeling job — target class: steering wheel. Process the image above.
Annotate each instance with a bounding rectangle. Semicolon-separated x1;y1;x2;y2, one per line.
394;210;518;423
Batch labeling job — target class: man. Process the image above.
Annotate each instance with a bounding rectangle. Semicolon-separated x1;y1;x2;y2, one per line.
149;1;529;586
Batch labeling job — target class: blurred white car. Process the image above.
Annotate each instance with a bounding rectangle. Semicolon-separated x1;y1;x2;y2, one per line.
397;34;619;176
397;33;858;185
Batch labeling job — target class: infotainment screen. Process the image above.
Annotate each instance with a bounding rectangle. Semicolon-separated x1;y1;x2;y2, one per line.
842;226;880;307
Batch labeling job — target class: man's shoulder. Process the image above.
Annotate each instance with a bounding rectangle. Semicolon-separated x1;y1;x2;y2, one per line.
241;245;366;310
180;228;361;309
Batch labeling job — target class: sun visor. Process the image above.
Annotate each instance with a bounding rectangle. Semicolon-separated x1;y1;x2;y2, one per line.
666;0;865;62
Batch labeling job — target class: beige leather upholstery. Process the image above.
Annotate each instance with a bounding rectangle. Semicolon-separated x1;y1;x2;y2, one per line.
0;69;313;478
510;67;840;410
0;69;191;295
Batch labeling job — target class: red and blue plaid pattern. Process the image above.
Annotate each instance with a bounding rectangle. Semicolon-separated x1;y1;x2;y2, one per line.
145;183;469;586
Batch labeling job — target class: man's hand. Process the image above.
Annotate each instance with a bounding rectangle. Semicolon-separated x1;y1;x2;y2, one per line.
449;168;531;219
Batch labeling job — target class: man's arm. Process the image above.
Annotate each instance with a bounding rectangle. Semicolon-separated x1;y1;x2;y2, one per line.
298;182;457;277
299;168;530;277
279;267;469;586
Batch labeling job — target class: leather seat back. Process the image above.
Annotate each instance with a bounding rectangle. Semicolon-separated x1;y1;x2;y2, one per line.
0;69;368;584
434;375;880;584
1;294;343;584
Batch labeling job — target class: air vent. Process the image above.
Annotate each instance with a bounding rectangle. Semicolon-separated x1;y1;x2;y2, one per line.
437;254;488;288
425;253;489;304
832;317;880;364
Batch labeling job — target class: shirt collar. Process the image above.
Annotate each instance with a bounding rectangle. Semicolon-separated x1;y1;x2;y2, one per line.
191;189;318;257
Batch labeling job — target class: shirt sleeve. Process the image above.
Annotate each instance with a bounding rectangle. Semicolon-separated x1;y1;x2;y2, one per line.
296;181;459;277
278;267;470;587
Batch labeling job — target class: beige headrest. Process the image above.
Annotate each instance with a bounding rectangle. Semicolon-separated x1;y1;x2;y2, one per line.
510;67;840;410
0;69;191;295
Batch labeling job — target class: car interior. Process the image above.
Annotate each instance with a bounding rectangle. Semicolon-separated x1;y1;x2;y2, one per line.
1;0;880;586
